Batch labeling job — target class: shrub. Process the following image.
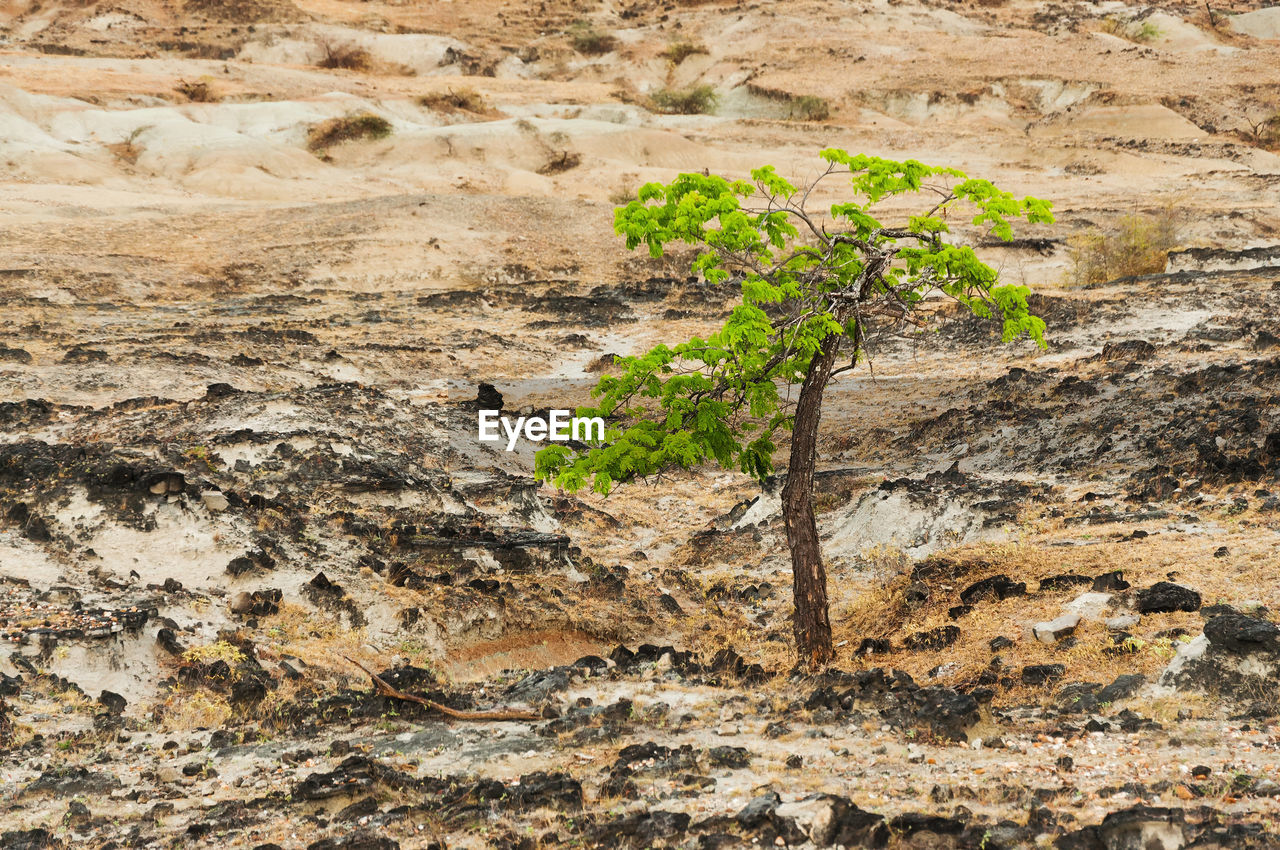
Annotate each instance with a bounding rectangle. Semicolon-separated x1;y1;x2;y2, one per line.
788;94;830;121
418;88;487;113
571;27;617;55
1099;15;1161;43
650;85;718;115
318;40;373;71
1066;210;1179;286
175;77;219;103
662;41;708;64
306;113;393;152
1243;113;1280;151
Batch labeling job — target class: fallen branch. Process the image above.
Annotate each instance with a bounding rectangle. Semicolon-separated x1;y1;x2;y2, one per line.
342;655;541;722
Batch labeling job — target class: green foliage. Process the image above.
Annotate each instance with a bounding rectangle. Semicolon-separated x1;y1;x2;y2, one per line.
536;150;1053;495
651;85;719;115
1066;210;1178;286
1099;15;1161;43
662;41;709;64
306;113;393;152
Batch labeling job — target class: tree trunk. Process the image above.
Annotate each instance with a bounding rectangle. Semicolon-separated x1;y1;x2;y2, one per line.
782;333;843;668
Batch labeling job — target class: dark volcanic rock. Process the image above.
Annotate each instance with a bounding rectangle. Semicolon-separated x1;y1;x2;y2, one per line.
1056;805;1184;850
1136;582;1201;614
306;832;399;850
1203;614;1280;655
24;766;121;796
960;574;1027;604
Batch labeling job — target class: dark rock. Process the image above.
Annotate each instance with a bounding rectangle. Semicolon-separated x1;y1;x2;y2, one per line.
1093;570;1130;591
890;811;966;836
24;766;121;796
505;668;570;702
1;829;63;850
913;687;980;742
1100;339;1155;361
990;636;1014;652
707;745;751;768
474;383;503;411
1136;582;1201;614
960;575;1027;605
1204;614;1280;655
306;832;399;850
855;638;891;656
1096;674;1146;704
1038;574;1094;592
1056;805;1184;850
948;604;973;619
98;690;126;716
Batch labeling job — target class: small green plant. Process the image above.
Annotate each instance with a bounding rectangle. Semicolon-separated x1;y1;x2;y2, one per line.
1066;209;1178;286
306;113;393;153
650;85;719;115
570;25;617;55
662;41;708;64
1099;15;1161;43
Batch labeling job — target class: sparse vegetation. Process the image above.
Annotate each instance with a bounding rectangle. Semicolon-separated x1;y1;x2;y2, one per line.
570;25;617;56
1066;209;1179;286
1242;112;1280;151
662;41;709;64
317;40;373;72
418;88;489;113
306;112;393;153
787;94;831;121
650;85;719;115
175;77;219;103
1099;15;1162;43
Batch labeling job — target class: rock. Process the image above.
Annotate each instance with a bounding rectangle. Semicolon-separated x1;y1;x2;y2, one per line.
960;574;1027;605
229;592;254;614
1136;582;1201;614
1056;805;1184;850
707;745;751;768
736;792;782;829
1065;591;1114;621
1093;570;1130;591
1106;614;1140;631
474;382;503;411
201;490;229;511
1022;664;1066;686
913;687;980;742
98;690;127;716
1;829;62;850
1034;613;1081;644
1100;339;1155;361
1038;574;1094;592
990;636;1014;651
24;767;122;796
1203;614;1280;655
855;638;891;655
306;832;399;850
1097;673;1146;704
775;794;887;847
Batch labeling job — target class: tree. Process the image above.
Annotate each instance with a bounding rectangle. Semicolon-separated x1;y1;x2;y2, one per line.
535;149;1053;666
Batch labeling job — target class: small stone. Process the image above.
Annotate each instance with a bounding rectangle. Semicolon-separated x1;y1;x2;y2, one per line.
1033;613;1080;644
201;491;229;511
1106;614;1140;631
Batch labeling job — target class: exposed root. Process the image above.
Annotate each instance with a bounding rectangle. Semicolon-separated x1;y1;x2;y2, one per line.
342;655;541;722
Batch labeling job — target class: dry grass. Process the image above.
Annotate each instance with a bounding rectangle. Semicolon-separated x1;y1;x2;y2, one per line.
825;514;1277;710
317;40;373;72
661;41;709;64
162;689;233;731
570;26;617;56
418;88;489;114
1066;208;1179;286
175;77;219;103
306;112;393;153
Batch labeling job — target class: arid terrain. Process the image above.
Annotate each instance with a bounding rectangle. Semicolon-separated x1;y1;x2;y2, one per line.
2;0;1280;848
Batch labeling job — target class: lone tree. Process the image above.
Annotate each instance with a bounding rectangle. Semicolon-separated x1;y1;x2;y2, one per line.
536;149;1053;666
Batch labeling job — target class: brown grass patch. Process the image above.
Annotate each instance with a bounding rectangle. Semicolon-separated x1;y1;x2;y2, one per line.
306;112;393;153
